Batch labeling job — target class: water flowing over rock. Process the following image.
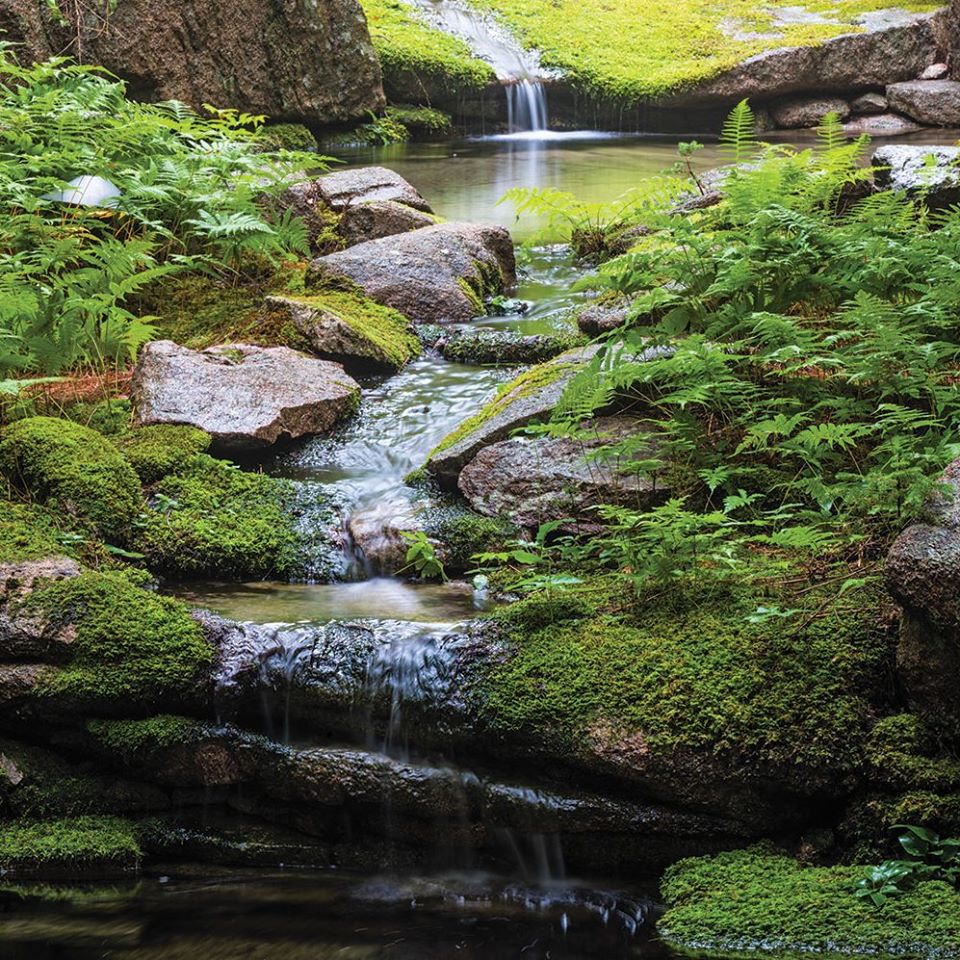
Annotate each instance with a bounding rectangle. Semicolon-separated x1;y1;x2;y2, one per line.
131;341;361;452
307;223;517;325
873;145;960;209
0;0;384;125
457;417;664;532
886;79;960;125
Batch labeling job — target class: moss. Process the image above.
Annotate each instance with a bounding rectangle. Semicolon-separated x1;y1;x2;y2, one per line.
442;329;586;366
419;502;519;572
281;286;421;369
468;0;939;102
0;816;141;875
360;0;495;97
62;398;132;437
117;425;212;485
481;589;889;781
867;714;960;793
428;353;576;459
0;417;143;543
659;846;960;956
492;590;598;630
134;454;301;580
0;501;72;564
258;123;319;152
385;104;454;139
21;569;211;703
86;715;204;760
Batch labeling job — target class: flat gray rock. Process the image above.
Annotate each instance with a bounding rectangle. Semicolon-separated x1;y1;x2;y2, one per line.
873;144;960;208
132;341;360;452
842;112;923;137
338;200;436;246
307;222;517;325
770;94;849;128
887;79;960;126
315;166;432;213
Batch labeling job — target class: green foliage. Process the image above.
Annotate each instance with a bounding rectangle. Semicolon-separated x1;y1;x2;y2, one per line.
400;530;448;581
258;123;319;153
0;501;75;563
385;104;454;139
23;569;211;702
133;454;301;579
659;846;960;955
855;826;960;907
117;425;212;484
86;715;204;759
420;503;518;573
357;111;410;146
0;416;142;542
0;816;141;874
0;51;321;379
719;99;756;163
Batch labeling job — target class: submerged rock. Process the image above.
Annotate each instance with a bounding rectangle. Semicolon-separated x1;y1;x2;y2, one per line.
886;79;960;125
842;113;924;137
873;144;960;209
265;293;421;370
307;222;517;325
457;417;664;532
770;94;850;128
132;341;360;452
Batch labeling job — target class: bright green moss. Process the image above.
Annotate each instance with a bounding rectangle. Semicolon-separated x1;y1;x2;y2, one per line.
468;0;940;101
0;417;143;543
282;287;422;369
62;399;132;437
659;846;960;956
0;501;71;563
0;816;141;874
420;502;518;572
117;425;212;485
86;716;204;760
134;454;301;579
482;593;888;779
259;123;319;152
23;569;211;702
385;104;454;139
361;0;495;96
428;355;576;459
867;714;960;793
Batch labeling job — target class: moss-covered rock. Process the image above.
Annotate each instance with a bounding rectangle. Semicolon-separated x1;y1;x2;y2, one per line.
259;123;319;152
419;501;518;573
85;715;206;760
0;502;72;564
117;425;212;485
0;417;143;543
20;568;211;705
659;846;960;956
0;816;141;878
385;104;454;139
440;328;586;366
134;454;301;580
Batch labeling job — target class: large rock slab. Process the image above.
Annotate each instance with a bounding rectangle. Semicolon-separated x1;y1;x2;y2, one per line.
873;145;960;209
425;345;601;487
0;0;383;125
307;223;517;325
265;294;421;370
886;79;960;125
659;12;942;108
132;341;360;452
458;417;664;532
338;200;437;246
770;95;850;128
315;167;433;213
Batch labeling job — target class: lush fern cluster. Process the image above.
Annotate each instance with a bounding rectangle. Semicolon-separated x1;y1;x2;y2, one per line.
0;49;320;384
510;106;960;605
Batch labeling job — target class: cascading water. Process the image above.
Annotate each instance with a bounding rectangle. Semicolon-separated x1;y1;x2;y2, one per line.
407;0;555;133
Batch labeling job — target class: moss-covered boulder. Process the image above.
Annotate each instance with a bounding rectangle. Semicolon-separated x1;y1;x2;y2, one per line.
0;815;141;879
659;847;960;956
0;417;143;543
134;454;302;580
0;502;73;565
265;289;421;371
440;328;585;366
117;425;212;484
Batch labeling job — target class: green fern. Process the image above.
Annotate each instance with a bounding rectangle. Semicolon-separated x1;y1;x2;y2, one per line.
719;99;757;165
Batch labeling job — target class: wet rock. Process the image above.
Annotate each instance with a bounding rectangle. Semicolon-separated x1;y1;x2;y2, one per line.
346;500;434;575
315;166;433;213
919;62;950;81
850;91;888;114
770;95;850;129
887;456;960;732
275;178;342;255
458;417;665;533
307;223;517;325
886;79;960;125
264;295;421;371
659;12;942;108
338;200;437;246
440;328;583;365
0;0;384;125
842;113;924;137
576;300;630;336
426;345;602;487
873;145;960;209
131;341;360;452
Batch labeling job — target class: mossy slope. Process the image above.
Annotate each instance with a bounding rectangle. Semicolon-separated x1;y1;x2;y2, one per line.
659;847;960;956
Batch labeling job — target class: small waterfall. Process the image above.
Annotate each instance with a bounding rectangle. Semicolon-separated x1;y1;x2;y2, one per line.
505;78;549;134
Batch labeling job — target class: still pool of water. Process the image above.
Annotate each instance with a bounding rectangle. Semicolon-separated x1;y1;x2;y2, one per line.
0;868;667;959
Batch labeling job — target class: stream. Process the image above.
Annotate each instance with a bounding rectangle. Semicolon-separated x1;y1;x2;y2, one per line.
11;130;960;958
